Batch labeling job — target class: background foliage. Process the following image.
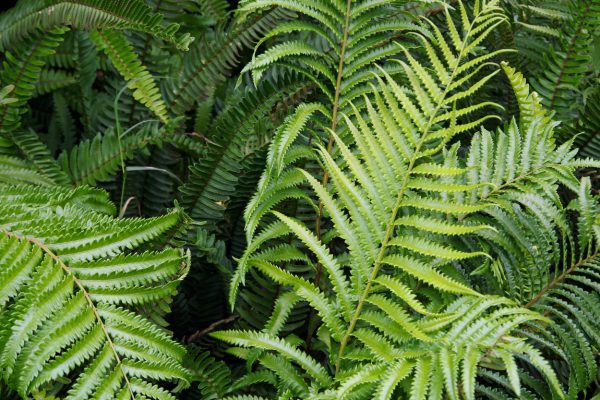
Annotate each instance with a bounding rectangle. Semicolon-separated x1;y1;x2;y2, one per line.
0;0;599;399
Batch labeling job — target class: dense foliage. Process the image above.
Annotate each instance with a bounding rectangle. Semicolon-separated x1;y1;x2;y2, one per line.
0;0;599;399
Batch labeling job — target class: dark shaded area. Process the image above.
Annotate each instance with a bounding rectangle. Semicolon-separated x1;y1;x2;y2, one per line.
0;0;17;13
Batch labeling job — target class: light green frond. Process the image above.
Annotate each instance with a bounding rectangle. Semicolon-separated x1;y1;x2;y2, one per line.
383;255;479;296
211;330;330;386
211;1;595;399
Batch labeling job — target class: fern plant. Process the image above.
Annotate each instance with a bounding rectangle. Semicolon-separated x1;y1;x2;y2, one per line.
217;1;600;399
1;0;600;398
0;170;193;398
0;0;194;52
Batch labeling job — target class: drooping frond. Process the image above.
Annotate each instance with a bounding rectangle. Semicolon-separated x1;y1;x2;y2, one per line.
520;177;600;397
90;29;170;123
0;0;194;52
446;59;600;400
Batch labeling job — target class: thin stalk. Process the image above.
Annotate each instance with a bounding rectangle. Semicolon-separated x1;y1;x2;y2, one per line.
306;0;353;351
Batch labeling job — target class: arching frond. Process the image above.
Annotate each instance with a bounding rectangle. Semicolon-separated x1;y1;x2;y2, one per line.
91;30;170;123
0;27;68;133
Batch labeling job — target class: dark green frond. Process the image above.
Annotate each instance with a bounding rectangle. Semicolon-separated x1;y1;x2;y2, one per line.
0;0;194;52
57;122;164;186
0;27;67;133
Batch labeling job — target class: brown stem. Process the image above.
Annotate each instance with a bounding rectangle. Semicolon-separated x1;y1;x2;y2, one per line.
525;251;599;308
186;315;238;343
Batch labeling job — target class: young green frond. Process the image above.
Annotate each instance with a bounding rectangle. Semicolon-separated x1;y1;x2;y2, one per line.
1;0;599;398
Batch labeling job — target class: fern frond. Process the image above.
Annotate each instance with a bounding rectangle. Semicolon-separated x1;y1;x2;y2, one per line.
91;29;169;122
32;68;77;97
180;76;305;227
0;155;57;186
57;122;164;186
0;0;194;52
218;2;571;398
237;0;433;125
0;182;191;398
528;0;599;122
184;347;232;400
0;27;68;133
166;8;291;115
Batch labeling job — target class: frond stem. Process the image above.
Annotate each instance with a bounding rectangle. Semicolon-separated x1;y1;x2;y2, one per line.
308;0;352;351
315;0;352;242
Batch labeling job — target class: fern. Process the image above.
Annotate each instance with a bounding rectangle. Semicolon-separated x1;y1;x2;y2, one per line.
0;155;58;186
32;68;78;97
214;3;584;398
527;0;599;122
0;178;192;398
1;0;599;398
572;88;600;158
184;347;233;399
165;7;291;115
499;0;600;146
57;121;166;186
180;75;305;228
90;29;170;123
8;129;71;186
